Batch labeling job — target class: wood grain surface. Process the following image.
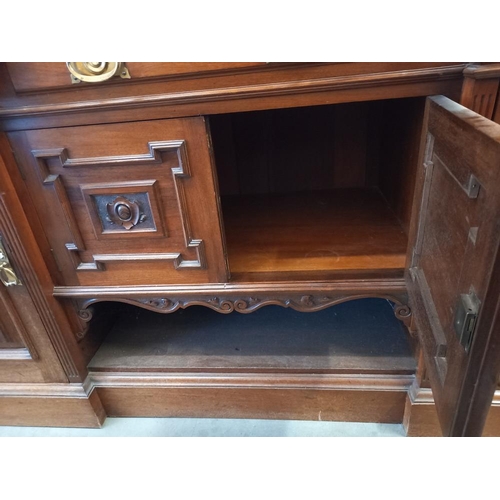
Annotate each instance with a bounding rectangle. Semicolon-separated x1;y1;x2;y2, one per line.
223;189;407;274
406;96;500;436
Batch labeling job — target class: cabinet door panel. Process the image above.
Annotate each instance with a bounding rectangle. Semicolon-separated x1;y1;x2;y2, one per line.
407;95;500;436
0;282;30;354
0;145;71;383
8;118;228;287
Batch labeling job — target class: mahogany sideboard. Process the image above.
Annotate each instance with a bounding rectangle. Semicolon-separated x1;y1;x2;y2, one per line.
1;62;500;436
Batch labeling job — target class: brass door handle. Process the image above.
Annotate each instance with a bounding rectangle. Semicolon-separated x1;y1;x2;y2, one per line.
66;62;131;84
0;238;21;286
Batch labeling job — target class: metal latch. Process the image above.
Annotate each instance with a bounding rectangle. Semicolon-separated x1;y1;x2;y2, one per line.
0;237;22;287
454;291;480;352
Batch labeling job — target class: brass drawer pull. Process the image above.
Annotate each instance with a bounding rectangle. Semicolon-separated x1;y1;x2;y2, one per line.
0;238;21;286
66;62;131;84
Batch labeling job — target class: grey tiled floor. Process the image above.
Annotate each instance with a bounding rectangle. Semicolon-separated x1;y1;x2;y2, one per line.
0;418;405;437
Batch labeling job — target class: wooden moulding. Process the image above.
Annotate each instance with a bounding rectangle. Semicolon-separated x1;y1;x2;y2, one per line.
5;62;271;93
88;372;413;423
0;64;466;118
0;382;105;428
0;64;465;131
9;117;227;287
0;221;79;373
0;372;414;427
79;296;415;426
30;140;206;274
54;278;407;298
403;383;500;437
95;387;406;423
55;279;412;329
77;293;410;318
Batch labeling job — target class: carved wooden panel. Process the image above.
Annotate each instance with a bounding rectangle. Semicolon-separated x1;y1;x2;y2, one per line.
76;291;411;330
81;181;165;239
7;118;227;286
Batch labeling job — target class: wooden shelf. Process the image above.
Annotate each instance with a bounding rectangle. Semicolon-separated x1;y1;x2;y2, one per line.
88;299;416;375
222;188;408;275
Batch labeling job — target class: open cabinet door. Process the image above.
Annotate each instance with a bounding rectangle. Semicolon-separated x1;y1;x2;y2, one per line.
407;95;500;436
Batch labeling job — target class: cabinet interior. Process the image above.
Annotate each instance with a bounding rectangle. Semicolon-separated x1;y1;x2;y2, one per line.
209;97;426;279
88;298;416;375
85;97;425;374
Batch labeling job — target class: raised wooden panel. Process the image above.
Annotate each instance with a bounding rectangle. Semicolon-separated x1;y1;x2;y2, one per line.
96;385;407;423
407;96;500;436
8;118;227;286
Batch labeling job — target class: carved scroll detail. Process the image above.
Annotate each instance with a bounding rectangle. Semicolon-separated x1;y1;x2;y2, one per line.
393;303;412;328
77;294;411;321
77;306;94;323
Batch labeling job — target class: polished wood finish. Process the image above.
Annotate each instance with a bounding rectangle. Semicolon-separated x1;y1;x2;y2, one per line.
460;64;500;119
402;351;442;436
0;283;37;356
404;384;500;437
6;62;269;93
211;98;425;271
403;393;442;437
1;62;500;433
95;385;407;423
0;141;87;383
0;63;464;132
223;189;408;275
407;95;500;436
54;278;410;334
0;384;104;428
7;118;227;286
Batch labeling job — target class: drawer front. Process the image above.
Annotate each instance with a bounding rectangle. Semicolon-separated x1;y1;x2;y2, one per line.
8;118;227;286
6;62;267;93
